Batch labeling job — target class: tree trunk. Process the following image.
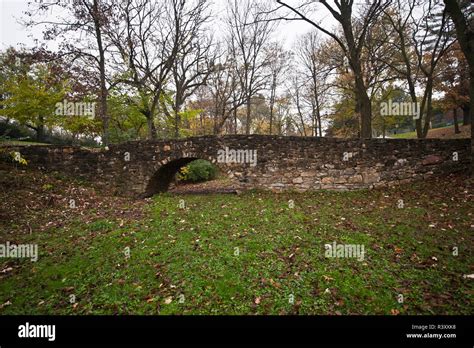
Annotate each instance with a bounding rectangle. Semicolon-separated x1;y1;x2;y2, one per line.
144;110;157;140
233;106;238;135
269;103;274;136
453;108;461;134
93;0;109;146
422;84;434;138
174;108;180;139
200;113;203;135
345;16;372;139
443;0;474;176
462;104;471;125
269;75;276;135
99;82;108;145
173;93;184;139
36;116;45;142
415;117;423;138
213;117;218;135
245;97;251;135
416;79;433;139
311;104;316;137
355;73;372;138
315;93;322;137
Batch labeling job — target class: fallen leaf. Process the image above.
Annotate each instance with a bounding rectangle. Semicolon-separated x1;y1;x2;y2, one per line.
0;301;12;309
269;278;281;288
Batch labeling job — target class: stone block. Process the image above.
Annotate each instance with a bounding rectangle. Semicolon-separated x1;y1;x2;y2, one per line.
334;176;347;184
301;171;315;177
362;172;380;184
348;175;363;183
422;155;443;166
321;177;333;184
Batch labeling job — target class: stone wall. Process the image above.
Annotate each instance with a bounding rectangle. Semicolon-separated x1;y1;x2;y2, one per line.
243;137;469;192
1;136;470;197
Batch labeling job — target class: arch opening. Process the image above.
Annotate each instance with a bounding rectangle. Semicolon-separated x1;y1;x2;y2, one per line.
144;157;198;197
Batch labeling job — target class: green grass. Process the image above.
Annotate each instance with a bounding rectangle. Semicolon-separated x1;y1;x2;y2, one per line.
390;131;418;139
1;179;472;315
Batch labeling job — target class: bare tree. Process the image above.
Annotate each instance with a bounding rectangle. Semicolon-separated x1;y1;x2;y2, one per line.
265;42;291;135
204;46;247;135
106;0;171;139
288;75;308;136
226;0;274;135
295;31;332;137
165;0;214;138
270;0;392;138
107;0;209;140
383;0;455;138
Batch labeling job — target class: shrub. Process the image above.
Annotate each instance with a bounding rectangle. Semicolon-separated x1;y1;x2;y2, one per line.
178;159;217;183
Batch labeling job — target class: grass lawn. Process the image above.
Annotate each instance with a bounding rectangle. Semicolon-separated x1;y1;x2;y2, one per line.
0;167;473;315
391;130;422;139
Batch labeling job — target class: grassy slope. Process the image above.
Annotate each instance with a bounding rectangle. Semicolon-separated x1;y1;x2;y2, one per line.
0;166;473;315
391;125;471;139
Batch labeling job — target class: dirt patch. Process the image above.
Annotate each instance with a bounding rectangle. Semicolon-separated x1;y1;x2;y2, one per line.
169;179;240;195
0;163;147;237
426;124;471;139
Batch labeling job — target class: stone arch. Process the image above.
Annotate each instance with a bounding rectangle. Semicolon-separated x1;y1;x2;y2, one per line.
143;155;231;197
144;157;197;197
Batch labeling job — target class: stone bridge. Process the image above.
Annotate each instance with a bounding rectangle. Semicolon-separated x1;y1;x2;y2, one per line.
2;135;470;197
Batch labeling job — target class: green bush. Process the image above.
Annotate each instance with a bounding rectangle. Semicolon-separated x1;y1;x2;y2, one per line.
178;159;217;183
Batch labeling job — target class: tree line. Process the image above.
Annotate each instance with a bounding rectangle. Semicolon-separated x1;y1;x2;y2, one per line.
0;0;472;150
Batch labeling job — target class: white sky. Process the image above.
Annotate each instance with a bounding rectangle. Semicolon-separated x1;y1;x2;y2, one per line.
0;0;341;51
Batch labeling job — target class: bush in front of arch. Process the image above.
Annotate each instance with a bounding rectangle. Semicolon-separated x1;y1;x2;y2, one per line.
178;159;217;183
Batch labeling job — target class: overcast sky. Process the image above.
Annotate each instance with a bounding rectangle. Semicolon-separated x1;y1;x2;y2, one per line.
0;0;343;51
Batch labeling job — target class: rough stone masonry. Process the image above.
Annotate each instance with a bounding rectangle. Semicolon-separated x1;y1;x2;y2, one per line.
1;135;470;198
